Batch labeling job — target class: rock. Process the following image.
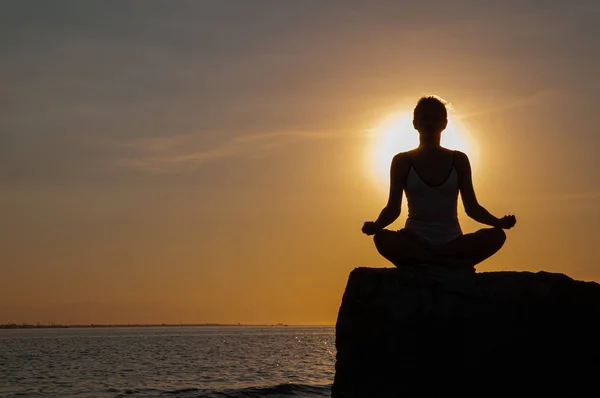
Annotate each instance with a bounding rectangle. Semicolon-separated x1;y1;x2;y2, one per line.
332;267;600;396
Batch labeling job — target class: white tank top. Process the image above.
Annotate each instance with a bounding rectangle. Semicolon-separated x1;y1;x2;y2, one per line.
404;152;463;245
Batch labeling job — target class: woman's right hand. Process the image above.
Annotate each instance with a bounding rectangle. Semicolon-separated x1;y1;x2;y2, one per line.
362;221;380;236
497;215;517;229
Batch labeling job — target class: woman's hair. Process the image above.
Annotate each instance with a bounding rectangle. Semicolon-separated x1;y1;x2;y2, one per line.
413;95;448;125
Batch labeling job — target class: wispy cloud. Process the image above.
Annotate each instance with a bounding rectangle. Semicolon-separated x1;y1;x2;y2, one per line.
460;88;558;119
118;130;334;173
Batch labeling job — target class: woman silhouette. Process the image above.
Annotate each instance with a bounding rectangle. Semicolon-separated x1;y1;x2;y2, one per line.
362;96;516;270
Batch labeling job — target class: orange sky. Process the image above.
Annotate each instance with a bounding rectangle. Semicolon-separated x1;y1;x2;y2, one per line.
2;1;600;325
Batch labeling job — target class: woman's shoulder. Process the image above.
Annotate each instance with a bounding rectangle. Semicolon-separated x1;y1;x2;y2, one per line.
391;152;413;174
451;150;472;174
392;150;413;162
452;150;470;162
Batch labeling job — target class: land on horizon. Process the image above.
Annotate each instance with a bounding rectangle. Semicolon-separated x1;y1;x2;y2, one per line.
0;322;335;329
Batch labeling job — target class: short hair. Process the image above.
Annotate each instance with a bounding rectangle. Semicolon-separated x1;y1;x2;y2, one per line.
413;95;448;124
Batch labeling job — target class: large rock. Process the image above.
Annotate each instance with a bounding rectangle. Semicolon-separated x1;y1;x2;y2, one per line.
332;267;600;396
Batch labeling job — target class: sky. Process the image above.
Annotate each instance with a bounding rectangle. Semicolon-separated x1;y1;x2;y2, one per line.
2;0;600;325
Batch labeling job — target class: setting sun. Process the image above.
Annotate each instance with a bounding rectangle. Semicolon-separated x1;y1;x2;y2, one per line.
367;111;477;187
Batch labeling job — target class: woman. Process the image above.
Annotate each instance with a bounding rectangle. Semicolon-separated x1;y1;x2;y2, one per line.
362;96;516;270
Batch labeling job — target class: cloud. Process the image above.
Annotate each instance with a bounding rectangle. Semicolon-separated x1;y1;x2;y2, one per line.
459;89;559;119
118;130;334;173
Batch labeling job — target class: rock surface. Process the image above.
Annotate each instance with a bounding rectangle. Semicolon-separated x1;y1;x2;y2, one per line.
332;267;600;396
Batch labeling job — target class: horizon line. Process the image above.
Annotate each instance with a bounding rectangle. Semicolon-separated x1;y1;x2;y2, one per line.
0;322;335;329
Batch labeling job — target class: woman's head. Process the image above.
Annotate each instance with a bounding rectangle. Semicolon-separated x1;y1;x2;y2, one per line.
413;95;448;135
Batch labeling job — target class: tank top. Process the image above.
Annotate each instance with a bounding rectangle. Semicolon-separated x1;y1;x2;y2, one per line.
404;151;463;245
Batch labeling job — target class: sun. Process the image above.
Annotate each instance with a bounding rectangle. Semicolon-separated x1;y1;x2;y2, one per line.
366;111;477;188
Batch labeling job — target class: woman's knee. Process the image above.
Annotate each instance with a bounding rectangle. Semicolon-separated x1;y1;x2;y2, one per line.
373;229;393;253
490;227;507;249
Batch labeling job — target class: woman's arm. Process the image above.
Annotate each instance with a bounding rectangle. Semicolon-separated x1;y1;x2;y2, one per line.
362;154;409;235
455;151;516;228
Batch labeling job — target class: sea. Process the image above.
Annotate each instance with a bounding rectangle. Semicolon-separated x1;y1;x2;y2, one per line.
0;326;335;397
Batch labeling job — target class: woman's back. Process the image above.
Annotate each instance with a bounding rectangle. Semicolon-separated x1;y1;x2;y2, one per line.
405;147;455;185
403;148;462;244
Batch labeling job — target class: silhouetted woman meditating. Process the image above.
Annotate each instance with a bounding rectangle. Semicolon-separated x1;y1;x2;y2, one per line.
362;96;516;270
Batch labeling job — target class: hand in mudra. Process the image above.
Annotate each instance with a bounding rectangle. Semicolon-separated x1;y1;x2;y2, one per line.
362;221;381;236
497;215;517;229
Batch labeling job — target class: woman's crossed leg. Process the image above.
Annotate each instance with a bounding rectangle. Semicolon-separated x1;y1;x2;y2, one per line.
373;227;506;270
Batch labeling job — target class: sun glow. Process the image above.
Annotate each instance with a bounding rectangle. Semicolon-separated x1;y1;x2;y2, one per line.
367;112;477;188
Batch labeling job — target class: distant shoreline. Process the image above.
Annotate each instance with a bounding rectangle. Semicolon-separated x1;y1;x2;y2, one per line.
0;323;333;330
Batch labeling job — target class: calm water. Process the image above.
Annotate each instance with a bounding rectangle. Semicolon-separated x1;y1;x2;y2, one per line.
0;326;335;397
